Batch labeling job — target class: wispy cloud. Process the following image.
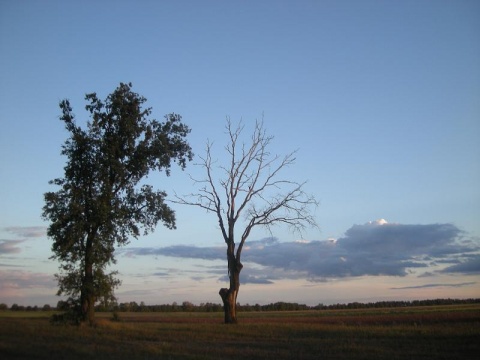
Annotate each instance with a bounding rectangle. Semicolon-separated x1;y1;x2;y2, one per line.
4;226;46;238
124;220;479;283
0;240;25;254
390;282;476;290
0;269;56;291
124;245;225;260
0;262;25;267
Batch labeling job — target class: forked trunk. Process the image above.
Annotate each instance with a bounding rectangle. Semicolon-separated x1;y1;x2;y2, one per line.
219;287;238;324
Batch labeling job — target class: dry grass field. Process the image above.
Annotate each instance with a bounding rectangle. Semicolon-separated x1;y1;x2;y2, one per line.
1;304;479;359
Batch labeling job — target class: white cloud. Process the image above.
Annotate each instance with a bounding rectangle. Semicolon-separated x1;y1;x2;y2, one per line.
295;239;310;244
367;219;388;226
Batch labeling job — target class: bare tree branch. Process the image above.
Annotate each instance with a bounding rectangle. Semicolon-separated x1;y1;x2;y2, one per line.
176;118;318;245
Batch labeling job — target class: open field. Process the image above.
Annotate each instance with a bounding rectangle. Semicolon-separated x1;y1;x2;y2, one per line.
1;304;479;359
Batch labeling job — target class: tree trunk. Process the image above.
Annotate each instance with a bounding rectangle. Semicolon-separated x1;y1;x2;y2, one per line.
81;261;96;325
81;233;96;325
219;287;238;324
219;250;243;324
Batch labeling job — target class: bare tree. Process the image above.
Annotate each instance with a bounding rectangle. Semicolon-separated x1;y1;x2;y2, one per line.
176;119;318;323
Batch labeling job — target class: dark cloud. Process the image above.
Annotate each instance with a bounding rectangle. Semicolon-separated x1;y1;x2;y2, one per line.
417;271;435;278
440;255;480;274
124;220;479;283
4;226;46;238
338;221;463;257
152;272;170;277
0;240;25;254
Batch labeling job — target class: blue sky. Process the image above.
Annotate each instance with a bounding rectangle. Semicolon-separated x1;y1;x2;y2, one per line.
1;0;479;307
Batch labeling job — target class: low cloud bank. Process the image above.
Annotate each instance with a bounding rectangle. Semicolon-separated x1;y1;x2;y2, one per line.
124;220;479;283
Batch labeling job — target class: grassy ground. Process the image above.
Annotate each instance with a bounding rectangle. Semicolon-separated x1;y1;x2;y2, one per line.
0;304;478;359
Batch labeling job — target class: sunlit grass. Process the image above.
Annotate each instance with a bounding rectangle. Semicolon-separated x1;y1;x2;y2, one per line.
1;304;478;359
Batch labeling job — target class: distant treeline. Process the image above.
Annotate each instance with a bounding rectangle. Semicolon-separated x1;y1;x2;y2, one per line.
2;298;478;312
98;298;480;312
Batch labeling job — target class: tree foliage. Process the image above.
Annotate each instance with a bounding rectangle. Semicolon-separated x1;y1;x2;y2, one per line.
42;83;192;324
176;119;317;323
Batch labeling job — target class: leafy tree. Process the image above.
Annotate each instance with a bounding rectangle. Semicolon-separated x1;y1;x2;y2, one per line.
56;300;68;311
43;83;193;324
176;119;317;323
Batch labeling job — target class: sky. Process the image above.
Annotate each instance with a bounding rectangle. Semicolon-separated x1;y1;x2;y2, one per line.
0;0;479;307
